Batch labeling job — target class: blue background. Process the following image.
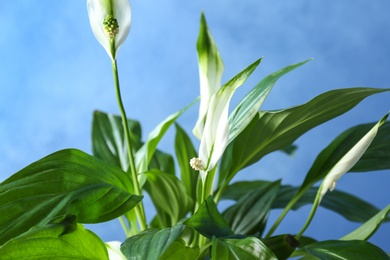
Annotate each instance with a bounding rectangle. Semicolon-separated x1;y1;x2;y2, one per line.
1;0;389;252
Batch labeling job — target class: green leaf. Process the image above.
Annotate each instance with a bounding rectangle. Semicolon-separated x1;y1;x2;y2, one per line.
301;240;390;260
148;149;176;175
120;225;185;260
144;169;193;227
174;123;199;202
136;100;196;173
222;181;384;223
219;87;389;187
262;234;300;260
341;204;390;241
92;111;175;175
0;149;142;245
211;236;278;260
228;59;311;144
92;110;142;171
0;215;108;259
301;120;390;192
160;240;200;260
184;196;234;238
222;180;280;235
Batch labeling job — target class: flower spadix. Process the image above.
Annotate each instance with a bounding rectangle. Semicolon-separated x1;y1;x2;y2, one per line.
319;113;389;201
87;0;131;60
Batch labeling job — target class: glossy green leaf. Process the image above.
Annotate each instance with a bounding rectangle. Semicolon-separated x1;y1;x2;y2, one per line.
160;240;200;260
92;110;142;171
222;180;280;235
301;120;390;192
228;59;310;144
121;225;185;260
212;236;278;260
144;169;193;227
341;204;390;241
0;215;108;259
184;196;233;238
148;149;176;175
0;149;142;245
222;181;383;223
174;123;199;202
92;111;175;175
136;100;196;173
262;234;300;260
219;88;389;186
301;240;390;260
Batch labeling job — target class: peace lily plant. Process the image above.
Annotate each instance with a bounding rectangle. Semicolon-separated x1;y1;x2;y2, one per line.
0;0;389;259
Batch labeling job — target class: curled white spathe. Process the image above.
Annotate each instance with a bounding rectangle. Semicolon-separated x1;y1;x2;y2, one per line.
319;113;388;201
87;0;131;60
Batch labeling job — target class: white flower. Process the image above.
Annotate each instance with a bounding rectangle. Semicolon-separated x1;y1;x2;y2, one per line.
319;113;388;201
198;86;234;172
87;0;131;60
105;241;126;260
192;13;224;140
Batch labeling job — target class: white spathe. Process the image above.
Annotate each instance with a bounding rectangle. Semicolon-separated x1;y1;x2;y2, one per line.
192;14;224;140
199;87;234;172
87;0;131;60
105;241;126;260
319;113;388;201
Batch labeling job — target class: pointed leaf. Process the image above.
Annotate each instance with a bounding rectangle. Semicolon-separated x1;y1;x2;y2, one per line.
0;215;108;259
0;149;142;245
184;196;233;238
136;100;196;173
144;169;193;227
161;240;200;260
120;225;185;260
212;236;278;260
148;149;176;175
92;110;142;171
219;87;389;186
301;240;389;260
222;180;280;235
262;234;300;260
341;204;390;241
174;123;199;202
228;59;311;143
92;111;175;175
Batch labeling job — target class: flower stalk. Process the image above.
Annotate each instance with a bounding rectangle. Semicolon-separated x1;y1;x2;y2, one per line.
87;0;147;233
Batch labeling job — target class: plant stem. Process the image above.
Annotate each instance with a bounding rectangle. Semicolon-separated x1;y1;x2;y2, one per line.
295;186;322;240
265;189;306;238
196;168;217;247
111;59;147;232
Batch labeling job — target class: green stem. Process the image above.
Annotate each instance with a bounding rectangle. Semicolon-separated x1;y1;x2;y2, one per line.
265;188;307;238
118;216;131;237
195;168;217;248
111;59;147;232
295;186;322;240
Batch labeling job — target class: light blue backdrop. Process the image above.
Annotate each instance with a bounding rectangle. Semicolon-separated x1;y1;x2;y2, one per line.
1;0;389;252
